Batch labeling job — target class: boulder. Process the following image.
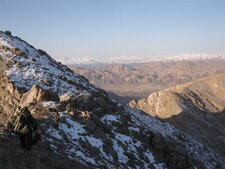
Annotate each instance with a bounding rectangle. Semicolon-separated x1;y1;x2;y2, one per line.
75;94;95;111
60;93;95;111
151;132;165;151
85;120;97;133
20;85;59;107
60;93;75;102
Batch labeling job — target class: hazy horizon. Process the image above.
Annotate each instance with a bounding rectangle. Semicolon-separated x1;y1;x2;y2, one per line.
1;0;225;60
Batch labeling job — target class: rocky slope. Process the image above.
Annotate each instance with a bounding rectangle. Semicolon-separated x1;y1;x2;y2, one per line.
129;74;225;160
70;60;225;104
0;31;224;169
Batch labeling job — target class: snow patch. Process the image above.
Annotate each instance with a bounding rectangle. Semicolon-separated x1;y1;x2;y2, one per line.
41;101;57;107
59;117;86;140
144;151;166;169
101;114;119;124
127;107;177;138
128;126;140;132
86;136;113;161
112;139;128;163
47;127;63;140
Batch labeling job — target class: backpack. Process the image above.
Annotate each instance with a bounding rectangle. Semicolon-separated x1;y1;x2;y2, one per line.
13;109;30;134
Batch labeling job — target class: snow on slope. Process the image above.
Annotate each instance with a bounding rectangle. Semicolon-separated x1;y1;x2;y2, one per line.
127;107;225;169
42;101;224;169
42;102;166;169
0;31;97;95
105;55;155;64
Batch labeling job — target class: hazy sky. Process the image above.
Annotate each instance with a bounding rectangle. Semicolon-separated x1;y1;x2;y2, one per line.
1;0;225;60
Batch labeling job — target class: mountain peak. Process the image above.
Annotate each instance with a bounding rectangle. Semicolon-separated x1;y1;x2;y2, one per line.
161;53;225;62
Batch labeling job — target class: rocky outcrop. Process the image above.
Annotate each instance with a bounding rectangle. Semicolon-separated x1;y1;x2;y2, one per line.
0;73;22;123
39;97;198;169
19;85;59;108
129;91;183;118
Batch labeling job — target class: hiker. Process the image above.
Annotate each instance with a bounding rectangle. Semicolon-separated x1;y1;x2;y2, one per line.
54;111;60;129
7;106;22;135
10;106;38;151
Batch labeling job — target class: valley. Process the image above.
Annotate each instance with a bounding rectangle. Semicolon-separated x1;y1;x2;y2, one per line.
70;59;225;104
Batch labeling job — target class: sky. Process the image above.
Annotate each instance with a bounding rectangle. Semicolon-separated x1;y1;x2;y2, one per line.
1;0;225;60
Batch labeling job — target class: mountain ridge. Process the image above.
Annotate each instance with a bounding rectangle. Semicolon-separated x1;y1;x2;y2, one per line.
129;74;225;159
0;31;224;169
58;53;225;65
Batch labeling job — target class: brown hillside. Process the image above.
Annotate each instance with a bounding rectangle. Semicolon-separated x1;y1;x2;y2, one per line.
129;74;225;158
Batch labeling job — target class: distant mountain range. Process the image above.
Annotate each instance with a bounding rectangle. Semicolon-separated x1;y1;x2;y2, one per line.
57;55;156;65
161;53;225;62
58;54;225;65
70;59;225;105
57;56;101;65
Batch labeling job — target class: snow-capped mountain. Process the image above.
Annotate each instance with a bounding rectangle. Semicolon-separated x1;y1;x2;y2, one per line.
57;55;155;65
161;53;225;62
105;55;155;64
57;56;102;65
0;31;224;169
58;54;225;65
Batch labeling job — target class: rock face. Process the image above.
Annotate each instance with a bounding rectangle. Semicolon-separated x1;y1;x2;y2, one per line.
129;91;183;118
129;74;225;159
0;31;224;169
0;73;22;123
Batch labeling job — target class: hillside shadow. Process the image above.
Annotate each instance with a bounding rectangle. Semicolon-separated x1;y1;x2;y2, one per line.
107;91;141;105
161;106;225;158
